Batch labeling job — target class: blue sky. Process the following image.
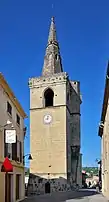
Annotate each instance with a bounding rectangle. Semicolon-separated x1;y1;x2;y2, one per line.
0;0;109;167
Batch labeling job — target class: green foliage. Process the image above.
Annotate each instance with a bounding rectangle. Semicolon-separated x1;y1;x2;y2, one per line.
82;167;98;175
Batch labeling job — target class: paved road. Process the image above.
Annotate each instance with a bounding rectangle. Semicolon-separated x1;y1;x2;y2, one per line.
22;189;108;202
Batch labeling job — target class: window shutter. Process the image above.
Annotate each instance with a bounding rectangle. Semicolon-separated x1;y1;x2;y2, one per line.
12;135;17;160
15;135;17;160
17;141;20;161
20;142;22;162
4;130;8;157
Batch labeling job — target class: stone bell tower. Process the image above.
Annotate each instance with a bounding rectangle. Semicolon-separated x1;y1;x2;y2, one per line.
28;17;82;193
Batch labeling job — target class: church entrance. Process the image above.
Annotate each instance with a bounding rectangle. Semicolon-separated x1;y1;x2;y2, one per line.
45;182;50;193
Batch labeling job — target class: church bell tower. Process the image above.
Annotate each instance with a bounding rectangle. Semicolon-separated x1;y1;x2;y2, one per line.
28;17;82;193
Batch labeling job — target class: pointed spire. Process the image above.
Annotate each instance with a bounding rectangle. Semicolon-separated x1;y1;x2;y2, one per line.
42;17;63;77
48;16;57;44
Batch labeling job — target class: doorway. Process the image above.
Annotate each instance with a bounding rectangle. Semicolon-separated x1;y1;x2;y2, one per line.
45;182;50;193
16;174;21;200
5;174;12;202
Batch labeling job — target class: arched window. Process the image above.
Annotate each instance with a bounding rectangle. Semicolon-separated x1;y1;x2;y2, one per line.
44;88;54;107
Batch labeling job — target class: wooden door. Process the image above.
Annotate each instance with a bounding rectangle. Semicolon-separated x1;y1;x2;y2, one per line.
5;174;12;202
16;174;20;200
45;182;50;193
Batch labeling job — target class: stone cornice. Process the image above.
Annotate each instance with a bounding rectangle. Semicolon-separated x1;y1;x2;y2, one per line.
28;72;68;88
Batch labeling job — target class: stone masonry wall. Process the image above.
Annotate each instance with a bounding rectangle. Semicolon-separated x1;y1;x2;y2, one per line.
27;174;72;196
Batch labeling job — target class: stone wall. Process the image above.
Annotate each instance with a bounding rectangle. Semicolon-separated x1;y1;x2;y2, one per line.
27;173;72;196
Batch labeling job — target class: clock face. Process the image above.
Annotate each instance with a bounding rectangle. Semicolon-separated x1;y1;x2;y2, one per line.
43;114;52;124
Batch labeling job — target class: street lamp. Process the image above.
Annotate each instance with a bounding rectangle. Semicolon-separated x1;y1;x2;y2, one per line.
23;154;33;160
0;120;12;131
23;154;33;164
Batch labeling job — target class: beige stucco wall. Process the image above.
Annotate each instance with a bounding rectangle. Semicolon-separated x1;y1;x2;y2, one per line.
0;85;24;137
101;100;109;199
0;86;25;161
0;162;5;202
0;84;25;202
0;163;25;202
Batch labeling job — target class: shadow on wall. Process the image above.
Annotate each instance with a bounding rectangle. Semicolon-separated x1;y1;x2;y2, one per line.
27;173;72;196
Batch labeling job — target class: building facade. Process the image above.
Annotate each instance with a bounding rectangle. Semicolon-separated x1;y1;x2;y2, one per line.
28;17;82;194
98;63;109;199
0;73;27;202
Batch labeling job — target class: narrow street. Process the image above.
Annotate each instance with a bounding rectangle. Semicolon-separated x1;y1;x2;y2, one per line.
22;189;108;202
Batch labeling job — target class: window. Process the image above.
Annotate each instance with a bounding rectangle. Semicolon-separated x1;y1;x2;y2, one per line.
17;141;22;163
20;142;22;163
4;130;12;159
12;135;17;160
4;129;8;157
7;102;12;115
44;88;54;107
16;114;20;125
